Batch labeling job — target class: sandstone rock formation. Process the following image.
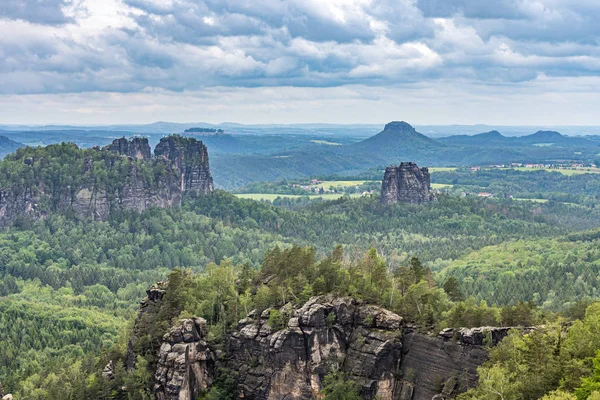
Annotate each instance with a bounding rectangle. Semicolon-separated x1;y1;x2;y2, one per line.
130;290;520;400
0;136;213;224
381;162;433;205
229;295;403;400
105;137;152;160
155;135;214;193
154;318;215;400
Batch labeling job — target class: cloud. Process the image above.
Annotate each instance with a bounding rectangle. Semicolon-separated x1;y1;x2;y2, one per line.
0;0;599;126
0;0;70;25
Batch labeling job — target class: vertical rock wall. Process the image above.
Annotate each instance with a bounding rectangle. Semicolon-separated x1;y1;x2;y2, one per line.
104;137;152;160
381;162;433;205
134;292;518;400
154;135;214;194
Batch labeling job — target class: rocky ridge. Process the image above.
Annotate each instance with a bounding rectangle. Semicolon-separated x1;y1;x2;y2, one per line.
381;162;433;205
128;287;520;400
0;135;213;224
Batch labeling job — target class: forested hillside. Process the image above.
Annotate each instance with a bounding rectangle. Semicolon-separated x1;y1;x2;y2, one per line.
1;184;600;397
3;140;600;398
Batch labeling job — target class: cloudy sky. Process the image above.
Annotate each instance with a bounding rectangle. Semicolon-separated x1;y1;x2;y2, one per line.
0;0;599;125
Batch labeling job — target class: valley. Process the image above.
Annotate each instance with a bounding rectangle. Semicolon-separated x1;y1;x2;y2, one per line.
1;130;600;399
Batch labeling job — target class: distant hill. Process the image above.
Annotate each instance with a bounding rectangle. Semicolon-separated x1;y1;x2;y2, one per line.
439;129;596;148
352;121;441;155
439;130;510;145
515;130;594;146
0;135;24;158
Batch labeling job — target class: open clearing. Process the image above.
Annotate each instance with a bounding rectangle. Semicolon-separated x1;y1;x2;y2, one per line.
506;167;600;176
429;167;457;172
235;193;364;201
310;140;342;146
317;180;370;188
512;198;549;203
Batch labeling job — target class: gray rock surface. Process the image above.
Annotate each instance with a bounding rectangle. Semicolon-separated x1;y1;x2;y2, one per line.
228;295;403;400
105;137;152;159
155;135;214;193
154;318;215;400
381;162;433;205
126;286;520;400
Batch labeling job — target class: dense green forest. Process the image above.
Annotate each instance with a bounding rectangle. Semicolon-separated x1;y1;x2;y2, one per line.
433;168;600;207
2;189;600;397
4;140;600;398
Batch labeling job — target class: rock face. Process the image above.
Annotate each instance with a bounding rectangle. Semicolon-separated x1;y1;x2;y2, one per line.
381;162;433;205
154;318;215;400
105;137;152;160
155;135;214;193
229;296;403;400
134;291;518;400
0;136;213;224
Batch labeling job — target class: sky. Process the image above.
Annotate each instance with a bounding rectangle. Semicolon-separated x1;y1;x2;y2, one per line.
0;0;599;125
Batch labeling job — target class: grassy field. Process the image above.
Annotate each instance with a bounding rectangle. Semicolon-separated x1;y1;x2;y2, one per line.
503;167;600;176
317;180;370;188
234;193;364;201
431;183;453;189
512;198;549;203
429;167;457;172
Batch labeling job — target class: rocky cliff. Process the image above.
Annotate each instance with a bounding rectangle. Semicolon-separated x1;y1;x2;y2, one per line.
105;137;152;160
381;162;433;205
0;136;213;224
130;289;517;400
155;135;214;194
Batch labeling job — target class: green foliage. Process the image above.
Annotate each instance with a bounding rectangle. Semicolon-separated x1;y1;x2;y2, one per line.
268;309;286;330
540;390;577;400
320;371;362;400
198;368;238;400
440;238;600;309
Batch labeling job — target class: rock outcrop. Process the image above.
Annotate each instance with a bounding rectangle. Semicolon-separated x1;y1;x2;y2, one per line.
105;137;152;160
229;296;403;400
154;318;215;400
0;136;213;224
132;291;521;400
155;135;214;193
381;162;433;205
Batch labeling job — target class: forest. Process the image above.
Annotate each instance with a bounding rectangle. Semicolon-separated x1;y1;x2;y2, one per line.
0;187;600;398
3;142;600;398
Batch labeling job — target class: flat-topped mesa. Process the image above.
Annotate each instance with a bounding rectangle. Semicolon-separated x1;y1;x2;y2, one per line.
104;137;152;160
381;162;433;205
155;135;214;194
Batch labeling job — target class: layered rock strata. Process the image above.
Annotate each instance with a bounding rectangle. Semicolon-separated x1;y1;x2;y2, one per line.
155;136;214;193
154;318;215;400
131;290;522;400
104;137;152;160
381;162;433;205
